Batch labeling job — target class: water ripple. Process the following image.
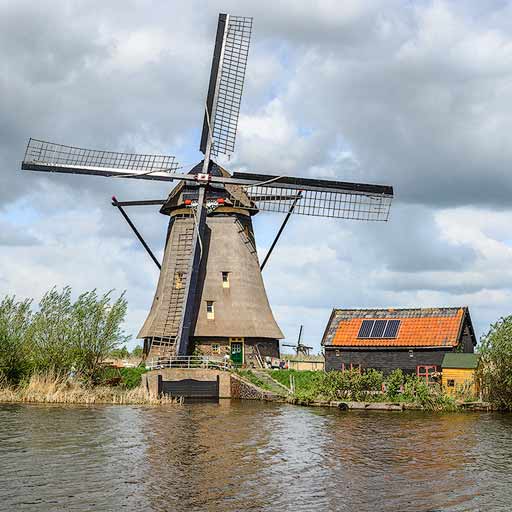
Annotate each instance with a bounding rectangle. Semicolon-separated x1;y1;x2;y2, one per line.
1;403;511;511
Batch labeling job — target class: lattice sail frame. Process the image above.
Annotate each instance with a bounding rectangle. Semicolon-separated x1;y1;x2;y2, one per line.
24;139;180;173
237;185;392;221
210;16;252;157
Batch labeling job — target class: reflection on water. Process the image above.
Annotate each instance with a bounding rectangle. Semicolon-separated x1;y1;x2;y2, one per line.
1;401;511;511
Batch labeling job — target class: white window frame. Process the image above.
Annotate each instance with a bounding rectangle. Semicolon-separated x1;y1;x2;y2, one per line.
206;301;215;320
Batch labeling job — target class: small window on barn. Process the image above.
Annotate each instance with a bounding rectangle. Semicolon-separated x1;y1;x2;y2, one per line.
447;379;455;387
222;272;230;288
212;343;220;354
206;301;215;320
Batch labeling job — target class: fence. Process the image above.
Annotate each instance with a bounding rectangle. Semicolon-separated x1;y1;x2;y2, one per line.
145;355;231;371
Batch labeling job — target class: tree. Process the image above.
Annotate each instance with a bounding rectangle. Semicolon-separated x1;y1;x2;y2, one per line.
71;289;129;379
0;296;33;383
29;287;75;374
478;315;512;410
131;345;143;358
110;346;130;359
0;287;129;384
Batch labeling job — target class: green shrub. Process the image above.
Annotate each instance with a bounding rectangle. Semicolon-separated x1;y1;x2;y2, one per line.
0;296;33;383
97;366;147;389
110;346;130;359
131;345;143;358
29;287;75;374
270;369;384;403
385;369;405;400
478;315;512;410
271;368;457;410
120;367;147;389
0;287;128;384
401;375;457;411
71;289;129;379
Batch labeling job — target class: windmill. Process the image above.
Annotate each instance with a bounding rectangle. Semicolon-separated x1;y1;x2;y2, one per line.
282;326;313;357
21;13;394;367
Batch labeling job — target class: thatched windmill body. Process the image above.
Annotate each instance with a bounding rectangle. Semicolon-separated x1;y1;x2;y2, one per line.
21;13;394;367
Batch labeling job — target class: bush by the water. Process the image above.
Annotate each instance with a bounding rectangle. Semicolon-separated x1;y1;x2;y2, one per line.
478;315;512;410
0;287;128;385
99;366;148;389
271;368;457;411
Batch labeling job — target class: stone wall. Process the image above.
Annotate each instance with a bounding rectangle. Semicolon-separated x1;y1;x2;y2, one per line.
230;374;275;400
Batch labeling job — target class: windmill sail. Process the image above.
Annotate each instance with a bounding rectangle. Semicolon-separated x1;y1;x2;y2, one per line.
22;139;180;181
200;14;252;158
229;172;394;221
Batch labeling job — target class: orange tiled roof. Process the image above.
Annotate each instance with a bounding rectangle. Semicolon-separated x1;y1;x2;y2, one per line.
323;307;467;348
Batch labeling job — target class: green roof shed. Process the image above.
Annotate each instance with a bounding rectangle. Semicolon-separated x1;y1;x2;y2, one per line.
442;353;479;369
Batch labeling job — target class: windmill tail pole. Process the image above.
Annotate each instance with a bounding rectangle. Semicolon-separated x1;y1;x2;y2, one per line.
111;196;161;270
260;191;303;271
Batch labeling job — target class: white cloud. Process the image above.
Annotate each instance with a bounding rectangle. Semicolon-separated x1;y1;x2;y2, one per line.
3;0;512;352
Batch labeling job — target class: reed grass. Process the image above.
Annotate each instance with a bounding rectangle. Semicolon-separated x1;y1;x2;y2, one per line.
0;373;179;405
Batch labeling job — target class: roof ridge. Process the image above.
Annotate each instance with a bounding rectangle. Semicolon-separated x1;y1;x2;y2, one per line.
332;306;465;312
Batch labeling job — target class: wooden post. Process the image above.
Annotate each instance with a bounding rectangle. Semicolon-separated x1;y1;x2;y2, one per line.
157;374;163;396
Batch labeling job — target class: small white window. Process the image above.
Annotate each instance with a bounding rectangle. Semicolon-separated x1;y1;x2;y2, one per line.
206;301;214;320
212;343;220;354
222;271;230;288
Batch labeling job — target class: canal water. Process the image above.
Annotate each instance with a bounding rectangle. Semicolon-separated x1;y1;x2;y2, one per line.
1;401;511;511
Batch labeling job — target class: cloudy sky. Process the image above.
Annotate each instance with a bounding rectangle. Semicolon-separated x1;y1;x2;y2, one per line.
3;0;512;352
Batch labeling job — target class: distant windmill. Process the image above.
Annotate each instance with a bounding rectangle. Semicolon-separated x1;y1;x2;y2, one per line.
282;325;313;357
21;13;394;366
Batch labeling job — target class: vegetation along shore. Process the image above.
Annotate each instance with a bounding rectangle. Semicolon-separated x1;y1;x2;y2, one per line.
1;286;512;411
0;287;176;405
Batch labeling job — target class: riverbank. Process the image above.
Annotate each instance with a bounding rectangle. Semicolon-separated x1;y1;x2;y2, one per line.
238;368;494;412
287;397;493;411
0;370;493;411
0;374;178;405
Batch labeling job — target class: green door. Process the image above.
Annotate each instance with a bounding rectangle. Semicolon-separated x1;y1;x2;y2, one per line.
230;342;243;366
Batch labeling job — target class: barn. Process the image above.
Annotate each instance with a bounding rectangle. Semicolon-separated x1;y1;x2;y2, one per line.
321;307;477;379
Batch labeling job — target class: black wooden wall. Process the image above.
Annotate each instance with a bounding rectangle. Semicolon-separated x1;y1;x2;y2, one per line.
325;347;453;374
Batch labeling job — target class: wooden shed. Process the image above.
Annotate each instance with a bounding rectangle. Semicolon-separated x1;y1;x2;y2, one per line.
321;307;477;379
442;353;479;397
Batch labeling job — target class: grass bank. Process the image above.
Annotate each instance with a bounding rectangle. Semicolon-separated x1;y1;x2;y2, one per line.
0;373;179;405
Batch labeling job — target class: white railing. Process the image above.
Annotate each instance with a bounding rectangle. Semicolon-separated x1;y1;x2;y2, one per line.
145;355;231;371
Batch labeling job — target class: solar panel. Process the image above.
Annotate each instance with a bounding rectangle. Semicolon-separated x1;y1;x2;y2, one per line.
370;320;387;338
358;320;374;338
357;319;401;339
384;319;400;338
